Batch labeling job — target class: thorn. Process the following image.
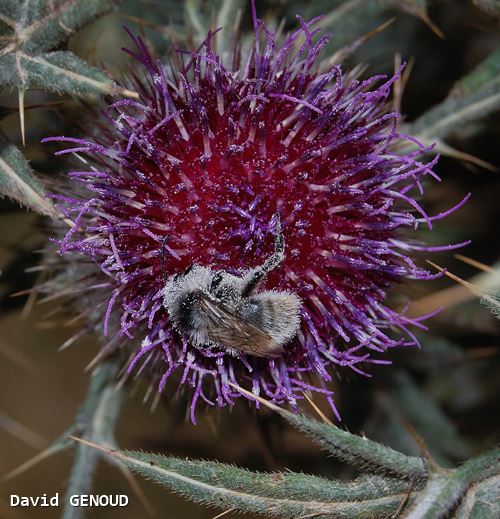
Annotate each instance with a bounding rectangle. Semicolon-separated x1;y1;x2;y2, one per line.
434;140;497;171
463;345;500;361
418;10;445;39
327;18;395;65
401;56;415;87
205;412;219;438
0;339;36;372
454;254;495;273
21;269;46;320
9;287;36;297
0;412;46;450
211;509;236;519
426;260;484;298
391;481;413;518
3;443;60;481
394;54;415;114
378;390;445;478
62;217;77;229
115;462;156;517
393;53;403;114
428;260;500;312
115;86;140;100
69;435;114;455
301;392;333;425
72;436;155;515
399;416;442;474
120;14;164;32
18;89;26;146
226;382;287;415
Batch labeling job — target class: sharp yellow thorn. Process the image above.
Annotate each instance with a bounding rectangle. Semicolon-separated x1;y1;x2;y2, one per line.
70;435;114;454
401;56;415;87
3;444;56;481
115;463;156;517
454;254;495;273
301;392;333;425
211;509;236;519
19;89;26;147
427;260;483;297
21;269;46;320
426;261;499;311
226;382;286;415
120;13;164;31
435;141;497;171
63;217;76;228
327;17;395;66
391;481;414;519
400;415;442;473
119;87;139;99
418;10;445;39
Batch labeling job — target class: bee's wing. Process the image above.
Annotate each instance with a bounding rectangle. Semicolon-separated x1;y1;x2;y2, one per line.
198;293;282;358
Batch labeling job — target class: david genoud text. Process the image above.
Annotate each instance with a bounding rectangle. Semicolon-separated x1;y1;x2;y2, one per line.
10;494;129;508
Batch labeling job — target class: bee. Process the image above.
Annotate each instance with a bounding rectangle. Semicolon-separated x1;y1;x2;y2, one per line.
161;214;301;358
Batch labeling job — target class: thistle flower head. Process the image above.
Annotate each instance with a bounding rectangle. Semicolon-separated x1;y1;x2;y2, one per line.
43;5;468;422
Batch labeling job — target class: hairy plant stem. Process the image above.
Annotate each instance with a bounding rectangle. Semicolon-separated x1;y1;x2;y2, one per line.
62;358;123;519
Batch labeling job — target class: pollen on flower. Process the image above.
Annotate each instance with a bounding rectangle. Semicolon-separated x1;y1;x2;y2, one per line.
42;3;469;423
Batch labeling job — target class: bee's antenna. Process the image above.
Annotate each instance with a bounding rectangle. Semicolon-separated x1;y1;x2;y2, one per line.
160;235;170;286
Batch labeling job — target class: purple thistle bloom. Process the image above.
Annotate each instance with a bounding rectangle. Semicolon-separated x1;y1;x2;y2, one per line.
43;4;469;423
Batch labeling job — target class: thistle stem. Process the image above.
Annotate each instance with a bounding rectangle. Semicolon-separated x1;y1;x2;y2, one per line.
62;359;123;519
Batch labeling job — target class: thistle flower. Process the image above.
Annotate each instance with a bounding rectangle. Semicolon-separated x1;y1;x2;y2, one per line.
42;4;469;423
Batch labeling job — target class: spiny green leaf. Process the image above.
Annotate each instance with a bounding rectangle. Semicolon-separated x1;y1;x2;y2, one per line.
403;473;451;519
371;372;473;464
404;447;500;519
0;0;132;97
312;0;389;50
454;474;500;518
0;0;119;53
0;50;123;95
307;0;437;51
286;412;427;480
0;129;58;216
405;48;500;151
384;0;443;38
480;291;500;319
230;385;426;480
407;83;500;143
451;48;500;97
85;444;416;519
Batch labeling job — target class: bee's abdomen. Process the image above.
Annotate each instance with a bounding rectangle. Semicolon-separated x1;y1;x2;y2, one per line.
241;291;301;346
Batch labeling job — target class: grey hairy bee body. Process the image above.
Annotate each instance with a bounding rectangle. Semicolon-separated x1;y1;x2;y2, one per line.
162;216;302;358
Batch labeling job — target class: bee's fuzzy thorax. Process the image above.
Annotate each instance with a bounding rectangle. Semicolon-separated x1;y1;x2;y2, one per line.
43;2;469;422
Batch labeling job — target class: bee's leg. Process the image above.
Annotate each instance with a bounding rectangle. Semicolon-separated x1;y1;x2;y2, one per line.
241;213;284;296
161;236;192;285
160;235;171;286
